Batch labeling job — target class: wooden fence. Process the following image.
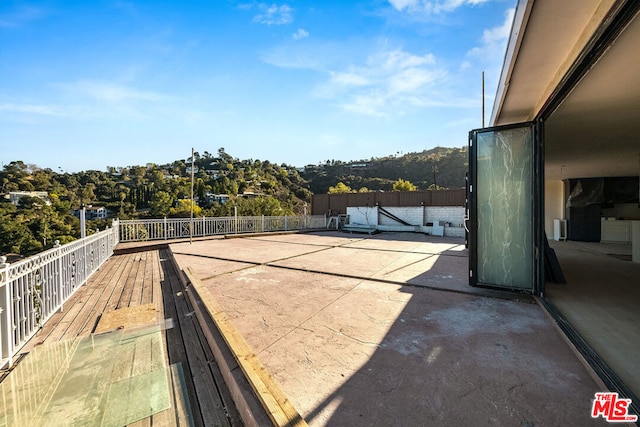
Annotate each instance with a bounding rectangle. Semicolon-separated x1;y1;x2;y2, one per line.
311;189;466;215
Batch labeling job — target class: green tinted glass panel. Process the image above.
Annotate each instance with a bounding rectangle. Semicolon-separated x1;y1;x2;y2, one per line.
0;325;186;427
476;126;533;289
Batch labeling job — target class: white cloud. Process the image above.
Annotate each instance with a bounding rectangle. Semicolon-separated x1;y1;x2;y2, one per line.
63;80;168;103
261;40;349;70
466;8;514;60
481;8;514;43
292;28;309;40
329;71;370;87
388;0;492;15
0;80;173;123
252;3;293;26
374;49;435;71
342;94;388;116
0;103;61;116
0;102;95;118
388;0;418;12
314;48;448;116
388;68;435;93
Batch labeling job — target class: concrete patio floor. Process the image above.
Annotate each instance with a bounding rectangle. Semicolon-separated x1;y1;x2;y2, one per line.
170;231;611;426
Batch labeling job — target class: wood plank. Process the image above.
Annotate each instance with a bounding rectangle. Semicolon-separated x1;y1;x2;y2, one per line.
15;248;237;427
55;254;126;335
74;253;135;336
26;253;129;348
158;252;206;427
128;327;165;427
144;250;186;426
140;250;155;305
184;266;308;427
165;258;230;427
189;293;244;426
117;252;143;309
104;253;138;313
103;329;137;423
94;304;159;334
151;250;163;308
128;251;145;306
165;362;193;426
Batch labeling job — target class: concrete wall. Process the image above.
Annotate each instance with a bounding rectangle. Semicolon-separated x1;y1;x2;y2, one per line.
347;206;378;226
346;206;466;237
545;180;565;238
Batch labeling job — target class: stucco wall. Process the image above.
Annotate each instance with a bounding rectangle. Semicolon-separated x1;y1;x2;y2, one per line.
346;206;466;237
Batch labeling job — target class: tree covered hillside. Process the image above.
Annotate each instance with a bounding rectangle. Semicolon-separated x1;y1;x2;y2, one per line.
302;146;468;194
1;146;468;257
0;149;311;256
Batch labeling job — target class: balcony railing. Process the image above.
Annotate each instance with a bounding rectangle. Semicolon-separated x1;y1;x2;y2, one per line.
0;222;119;368
0;214;327;368
118;215;327;242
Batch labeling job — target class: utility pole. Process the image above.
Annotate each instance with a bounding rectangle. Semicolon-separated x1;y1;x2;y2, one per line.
190;147;194;244
432;165;438;190
482;71;485;128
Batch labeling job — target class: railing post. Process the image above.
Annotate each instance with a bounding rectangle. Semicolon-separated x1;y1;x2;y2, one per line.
83;234;88;286
164;217;168;240
285;215;288;231
55;240;64;313
202;216;206;237
112;218;119;245
304;205;307;229
262;215;265;233
80;205;86;239
0;256;13;365
234;207;238;234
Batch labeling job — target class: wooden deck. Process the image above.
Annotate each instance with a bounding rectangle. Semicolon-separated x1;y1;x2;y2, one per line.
8;248;241;427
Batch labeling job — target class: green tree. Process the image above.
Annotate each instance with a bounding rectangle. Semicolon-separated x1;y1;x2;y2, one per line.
149;191;173;217
234;196;286;216
392;179;417;191
169;199;202;218
328;182;353;194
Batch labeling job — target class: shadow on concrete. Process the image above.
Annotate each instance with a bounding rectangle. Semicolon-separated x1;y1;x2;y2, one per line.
168;231;610;426
295;241;609;426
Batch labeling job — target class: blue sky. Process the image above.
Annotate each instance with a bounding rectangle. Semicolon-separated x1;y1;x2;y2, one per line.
1;0;516;173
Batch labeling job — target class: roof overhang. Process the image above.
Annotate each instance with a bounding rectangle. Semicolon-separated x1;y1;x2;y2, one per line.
491;0;640;180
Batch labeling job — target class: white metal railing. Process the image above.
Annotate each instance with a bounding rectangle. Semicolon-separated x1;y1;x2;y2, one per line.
0;214;327;368
0;220;119;368
118;214;328;242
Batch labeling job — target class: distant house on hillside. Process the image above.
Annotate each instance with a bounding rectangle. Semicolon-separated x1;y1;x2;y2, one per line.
72;205;108;220
8;191;51;206
203;193;230;206
241;191;265;198
205;168;221;178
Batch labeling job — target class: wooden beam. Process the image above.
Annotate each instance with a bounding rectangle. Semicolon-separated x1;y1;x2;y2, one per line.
183;267;308;427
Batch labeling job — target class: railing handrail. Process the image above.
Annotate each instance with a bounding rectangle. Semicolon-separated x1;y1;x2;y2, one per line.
0;215;327;368
118;214;327;242
0;220;119;368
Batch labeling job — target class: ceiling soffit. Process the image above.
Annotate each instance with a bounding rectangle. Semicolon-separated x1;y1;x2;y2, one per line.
493;0;611;125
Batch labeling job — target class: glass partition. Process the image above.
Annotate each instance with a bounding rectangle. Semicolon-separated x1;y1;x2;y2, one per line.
469;122;542;292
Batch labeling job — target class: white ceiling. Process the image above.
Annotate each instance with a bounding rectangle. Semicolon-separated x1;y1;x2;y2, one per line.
492;0;640;180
